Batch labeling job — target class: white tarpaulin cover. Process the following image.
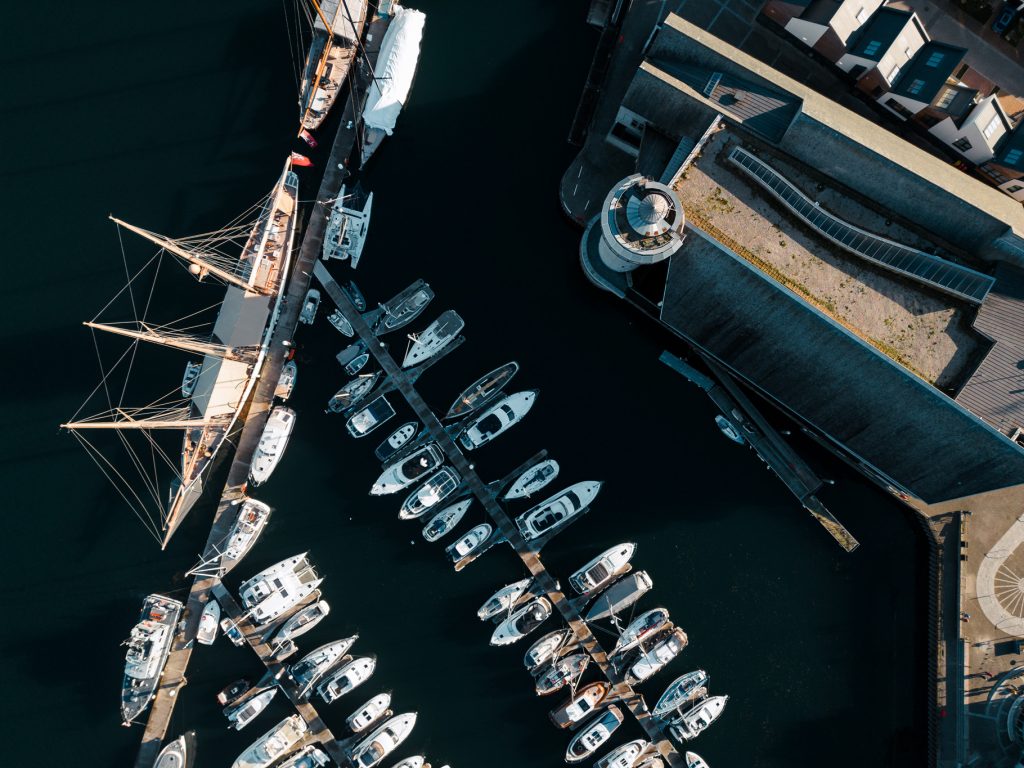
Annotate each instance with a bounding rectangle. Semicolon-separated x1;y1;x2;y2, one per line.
362;6;426;135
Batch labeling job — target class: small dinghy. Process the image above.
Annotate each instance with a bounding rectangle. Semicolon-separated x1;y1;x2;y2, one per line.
375;280;434;334
477;577;532;621
422;498;472;542
612;608;671;656
289;635;359;693
327;372;382;413
444;361;519;420
584;571;653;622
402;310;464;368
346;352;371;376
446;523;492;562
217;679;251;707
669;695;728;741
346;692;392;733
653;670;709;720
399;468;461;520
273;601;330;646
275;359;298;402
347;395;396;438
327;308;355;337
565;706;623;763
491;597;551;646
318;656;377;705
569;542;636;596
155;731;196;768
627;627;689;683
534;652;588;696
220;498;272;573
715;415;744;444
279;745;330;768
374;422;418;462
503;459;559;500
181;361;202;398
596;739;648;768
344;280;367;311
299;288;321;325
337;340;368;367
685;752;710;768
350;713;418;768
220;618;245;647
373;443;444;495
197;599;221;646
524;629;572;671
549;681;609;729
225;687;277;730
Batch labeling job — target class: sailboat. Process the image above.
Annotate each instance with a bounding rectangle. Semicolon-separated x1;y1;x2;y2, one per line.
62;161;300;548
299;0;370;131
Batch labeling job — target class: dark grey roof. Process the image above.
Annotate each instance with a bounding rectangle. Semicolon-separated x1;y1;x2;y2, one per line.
956;264;1024;436
847;7;915;62
891;41;966;103
660;232;1024;503
943;86;980;121
801;0;852;24
994;124;1024;172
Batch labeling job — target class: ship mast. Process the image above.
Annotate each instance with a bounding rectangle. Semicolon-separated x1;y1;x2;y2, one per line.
84;321;257;362
61;408;221;430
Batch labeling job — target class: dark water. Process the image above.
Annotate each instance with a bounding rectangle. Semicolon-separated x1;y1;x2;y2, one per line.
1;2;925;766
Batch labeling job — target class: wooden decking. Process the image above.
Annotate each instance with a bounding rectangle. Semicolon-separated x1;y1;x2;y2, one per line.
315;261;684;767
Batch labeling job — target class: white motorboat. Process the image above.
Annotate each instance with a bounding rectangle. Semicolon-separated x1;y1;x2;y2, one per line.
289;635;359;692
503;459;559;500
534;652;588;696
636;759;665;768
402;310;464;368
181;361;202;398
273;600;330;646
197;599;221;646
685;752;710;768
549;681;609;729
375;280;434;334
299;289;321;325
328;372;382;413
611;608;670;656
155;731;196;768
225;688;277;731
523;629;572;671
422;498;471;542
324;184;374;267
628;627;689;683
569;542;636;595
121;594;183;725
221;498;272;573
317;656;376;704
275;359;297;402
350;712;418;768
217;679;252;707
240;553;323;625
328;308;355;337
347;395;396;438
715;415;744;444
279;745;330;768
371;443;445;495
446;523;492;562
653;670;709;719
565;706;623;763
374;421;418;462
347;692;392;733
444;361;518;420
596;739;648;768
515;480;603;541
477;578;531;621
670;695;728;741
585;571;653;622
491;597;551;646
231;714;307;768
399;468;461;519
249;407;296;486
389;758;425;768
346;352;371;376
221;617;245;647
457;390;538;450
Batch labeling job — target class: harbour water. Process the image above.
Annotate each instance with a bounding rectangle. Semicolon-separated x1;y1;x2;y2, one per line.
1;1;924;766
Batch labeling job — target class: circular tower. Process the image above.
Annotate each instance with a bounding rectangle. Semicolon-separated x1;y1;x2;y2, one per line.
597;174;686;273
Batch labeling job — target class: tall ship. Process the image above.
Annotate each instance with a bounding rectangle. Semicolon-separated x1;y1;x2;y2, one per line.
62;161;300;548
299;0;369;131
121;594;183;725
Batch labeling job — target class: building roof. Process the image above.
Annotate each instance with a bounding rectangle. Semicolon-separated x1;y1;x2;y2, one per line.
846;7;916;63
994;123;1024;172
801;0;857;24
891;41;966;103
660;230;1024;503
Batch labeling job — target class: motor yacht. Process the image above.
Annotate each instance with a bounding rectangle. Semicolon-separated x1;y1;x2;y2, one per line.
399;468;461;519
350;712;418;768
491;597;551;646
565;706;623;763
249;407;296;485
371;443;445;495
317;656;376;704
515;481;603;541
457;390;538;450
445;523;492;562
230;715;306;768
569;542;635;595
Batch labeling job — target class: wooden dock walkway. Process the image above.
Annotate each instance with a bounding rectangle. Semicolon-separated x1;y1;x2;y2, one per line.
315;262;684;767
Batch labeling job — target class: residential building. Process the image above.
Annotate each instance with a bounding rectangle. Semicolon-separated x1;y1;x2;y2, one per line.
929;94;1013;164
877;40;967;120
981;125;1024;202
836;6;929;92
783;0;885;60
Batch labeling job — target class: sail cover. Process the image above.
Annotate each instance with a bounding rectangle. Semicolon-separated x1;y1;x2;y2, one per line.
362;6;426;135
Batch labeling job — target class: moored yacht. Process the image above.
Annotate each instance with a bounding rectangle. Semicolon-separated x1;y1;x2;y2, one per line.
491;597;551;646
239;553;322;625
375;422;418;461
715;415;744;444
669;695;728;741
477;578;531;621
534;652;588;696
155;731;196;768
402;310;464;368
446;523;492;562
399;468;461;519
121;594;183;725
324;184;374;267
457;390;538;450
230;714;306;768
272;600;330;646
299;288;320;324
347;692;392;733
299;0;368;130
350;712;418;768
515;480;603;541
503;459;559;500
549;681;609;729
569;542;636;595
217;679;252;707
524;629;572;671
249;407;296;486
565;706;623;763
653;670;709;719
347;395;396;438
371;443;445;495
317;655;376;704
279;745;330;768
221;498;273;573
328;308;355;337
584;571;653;622
374;280;434;334
275;360;297;402
197;599;220;646
327;371;382;413
611;607;670;656
289;635;358;693
225;688;277;731
596;739;648;768
685;752;710;768
422;498;471;542
627;627;689;683
444;361;518;420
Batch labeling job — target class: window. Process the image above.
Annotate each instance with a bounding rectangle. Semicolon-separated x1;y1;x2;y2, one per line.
864;40;881;56
935;87;957;109
885;97;914;119
1006;149;1024;165
887;63;901;82
953;137;973;152
907;79;926;95
983;114;1003;140
1007;185;1024;194
925;51;944;68
856;7;869;22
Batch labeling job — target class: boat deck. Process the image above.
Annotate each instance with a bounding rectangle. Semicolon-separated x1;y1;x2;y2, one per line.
314;261;685;767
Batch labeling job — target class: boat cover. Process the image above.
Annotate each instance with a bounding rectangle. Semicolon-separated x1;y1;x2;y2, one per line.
362;6;426;135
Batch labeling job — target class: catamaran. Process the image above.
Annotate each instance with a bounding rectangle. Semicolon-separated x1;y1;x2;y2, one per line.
324;184;374;266
240;553;323;625
299;0;370;131
63;162;300;549
121;594;183;725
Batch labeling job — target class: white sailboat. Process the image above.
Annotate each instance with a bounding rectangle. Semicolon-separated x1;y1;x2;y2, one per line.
299;0;370;131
